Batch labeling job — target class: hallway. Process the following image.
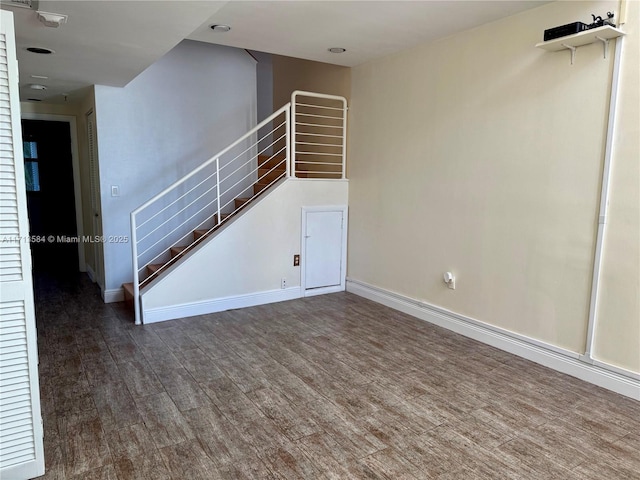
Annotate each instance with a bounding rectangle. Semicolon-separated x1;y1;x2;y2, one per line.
34;274;639;479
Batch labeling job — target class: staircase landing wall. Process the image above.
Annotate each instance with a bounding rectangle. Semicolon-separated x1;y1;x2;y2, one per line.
141;179;348;323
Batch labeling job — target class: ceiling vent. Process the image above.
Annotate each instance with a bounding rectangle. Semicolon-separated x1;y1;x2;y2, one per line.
4;0;39;10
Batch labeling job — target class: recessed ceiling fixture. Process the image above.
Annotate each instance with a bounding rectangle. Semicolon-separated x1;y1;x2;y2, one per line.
26;47;54;54
37;10;67;28
29;84;47;90
328;47;346;53
210;24;231;33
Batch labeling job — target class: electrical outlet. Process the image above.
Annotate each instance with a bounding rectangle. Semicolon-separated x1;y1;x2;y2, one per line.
281;278;287;289
444;272;456;290
294;255;300;266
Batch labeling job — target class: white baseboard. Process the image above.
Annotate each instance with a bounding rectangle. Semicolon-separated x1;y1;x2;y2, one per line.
346;278;640;400
143;286;302;324
104;288;124;304
304;285;344;297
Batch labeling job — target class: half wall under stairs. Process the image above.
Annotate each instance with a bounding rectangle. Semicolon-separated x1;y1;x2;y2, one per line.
138;178;348;323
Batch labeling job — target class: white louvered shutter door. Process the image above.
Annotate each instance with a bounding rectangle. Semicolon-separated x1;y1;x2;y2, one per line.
0;11;45;480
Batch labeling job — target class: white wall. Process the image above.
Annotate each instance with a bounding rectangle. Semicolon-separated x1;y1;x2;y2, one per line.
347;0;639;373
93;41;257;293
142;179;348;318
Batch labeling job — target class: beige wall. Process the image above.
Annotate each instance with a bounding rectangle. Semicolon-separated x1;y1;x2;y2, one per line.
593;0;640;372
272;54;351;109
20;102;76;116
348;0;639;372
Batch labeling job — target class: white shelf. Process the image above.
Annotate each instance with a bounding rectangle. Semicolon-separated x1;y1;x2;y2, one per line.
535;25;625;63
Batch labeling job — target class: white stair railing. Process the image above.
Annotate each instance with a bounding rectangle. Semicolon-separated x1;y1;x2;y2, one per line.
291;91;347;179
130;93;347;324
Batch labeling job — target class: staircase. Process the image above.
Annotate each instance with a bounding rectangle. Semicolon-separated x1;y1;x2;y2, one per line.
125;91;347;324
122;153;286;302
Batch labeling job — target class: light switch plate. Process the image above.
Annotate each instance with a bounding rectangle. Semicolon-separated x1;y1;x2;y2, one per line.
111;185;120;197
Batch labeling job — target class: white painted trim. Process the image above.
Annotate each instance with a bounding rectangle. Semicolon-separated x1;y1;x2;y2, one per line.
346;279;640;400
584;33;624;361
103;288;124;304
289;178;350;183
142;286;302;324
20;113;86;272
592;359;640;381
301;205;348;296
304;285;345;297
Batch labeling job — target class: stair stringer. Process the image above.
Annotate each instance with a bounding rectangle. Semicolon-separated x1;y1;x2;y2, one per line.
140;178;349;323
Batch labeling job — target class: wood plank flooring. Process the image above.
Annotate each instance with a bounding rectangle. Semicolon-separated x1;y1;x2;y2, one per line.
34;273;640;479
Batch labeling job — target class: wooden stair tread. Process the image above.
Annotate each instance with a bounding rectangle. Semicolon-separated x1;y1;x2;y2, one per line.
193;229;209;240
170;246;187;258
123;282;135;299
147;263;165;274
258;154;286;169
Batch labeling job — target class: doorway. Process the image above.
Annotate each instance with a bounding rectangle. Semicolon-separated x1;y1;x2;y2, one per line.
301;206;348;296
21;119;81;274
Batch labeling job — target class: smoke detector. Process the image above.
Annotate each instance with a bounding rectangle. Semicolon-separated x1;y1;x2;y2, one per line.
37;11;67;28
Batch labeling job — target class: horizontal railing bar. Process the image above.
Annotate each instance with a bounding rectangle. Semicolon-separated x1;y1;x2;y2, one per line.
220;133;286;184
136;182;218;244
219;119;286;172
219;150;286;201
292;90;348;105
144;156;290;278
295;141;343;148
295;112;343;121
142;195;222;272
257;145;287;168
257;158;286;182
295;132;344;139
137;196;219;260
200;168;287;238
295;102;344;111
295;171;343;175
136;169;217;230
140;228;192;275
295;122;342;129
295;151;343;157
131;103;290;217
295;160;343;165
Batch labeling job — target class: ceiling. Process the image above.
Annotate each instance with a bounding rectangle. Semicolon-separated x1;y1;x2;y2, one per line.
2;0;550;103
189;1;549;67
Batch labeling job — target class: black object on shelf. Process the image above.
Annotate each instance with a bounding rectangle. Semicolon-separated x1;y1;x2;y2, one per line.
543;12;616;42
544;22;588;41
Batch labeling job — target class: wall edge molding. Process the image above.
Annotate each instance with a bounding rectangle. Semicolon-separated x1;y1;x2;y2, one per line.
346;278;640;400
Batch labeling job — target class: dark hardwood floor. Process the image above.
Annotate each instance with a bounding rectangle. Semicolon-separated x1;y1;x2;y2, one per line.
34;273;639;479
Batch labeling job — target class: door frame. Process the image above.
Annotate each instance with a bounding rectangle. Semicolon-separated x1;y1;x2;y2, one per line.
21;113;86;273
300;205;348;297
